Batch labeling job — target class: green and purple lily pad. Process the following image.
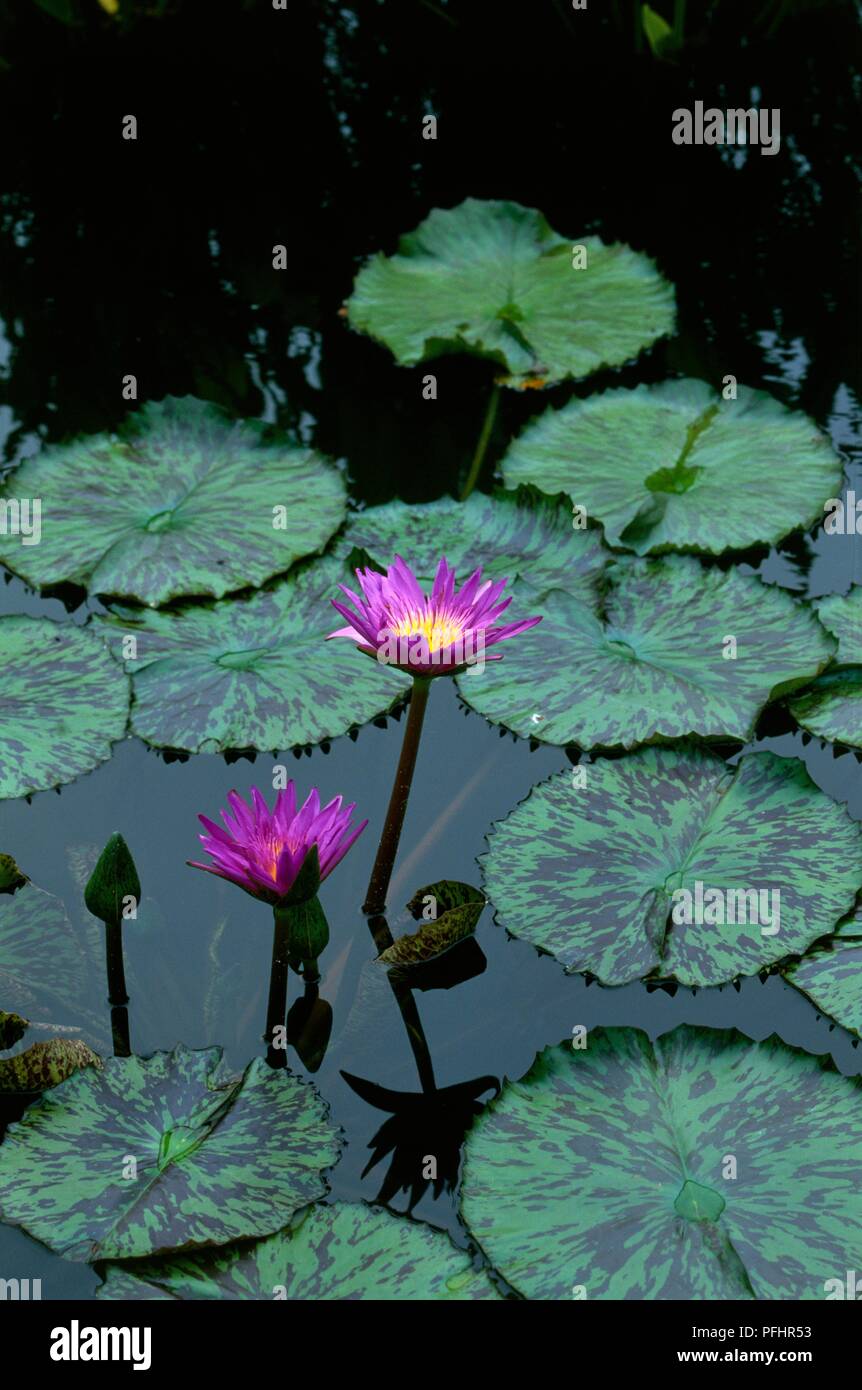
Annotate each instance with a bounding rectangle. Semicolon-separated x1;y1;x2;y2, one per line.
501;378;843;554
460;1025;862;1299
789;587;862;748
96;555;410;753
480;745;862;986
97;1200;502;1300
0;1045;342;1260
456;555;833;749
346;198;675;387
0;616;130;800
784;902;862;1039
0;397;346;606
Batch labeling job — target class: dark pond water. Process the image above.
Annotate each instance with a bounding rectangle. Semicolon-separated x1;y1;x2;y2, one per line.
0;0;859;1299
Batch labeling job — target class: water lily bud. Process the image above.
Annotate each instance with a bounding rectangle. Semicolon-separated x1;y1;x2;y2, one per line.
84;833;141;926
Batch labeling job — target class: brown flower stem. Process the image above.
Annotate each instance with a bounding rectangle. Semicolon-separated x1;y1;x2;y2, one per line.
264;906;291;1064
363;676;432;915
460;383;500;501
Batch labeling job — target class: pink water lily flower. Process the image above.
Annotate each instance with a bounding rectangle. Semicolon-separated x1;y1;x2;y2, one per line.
188;784;367;906
327;555;542;677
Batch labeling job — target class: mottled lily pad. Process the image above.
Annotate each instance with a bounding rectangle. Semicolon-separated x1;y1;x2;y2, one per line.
501;379;843;554
378;882;486;968
95;555;409;753
789;588;862;748
97;1200;502;1301
346;199;675;387
460;1025;862;1299
0;616;130;799
0;883;89;1023
480;746;862;986
0;1039;101;1094
784;903;862;1038
457;556;833;749
339;491;607;600
0;1045;342;1260
0;1010;28;1050
0;398;346;606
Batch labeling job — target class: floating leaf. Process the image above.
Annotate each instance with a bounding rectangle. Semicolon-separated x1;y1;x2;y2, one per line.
501;380;843;555
789;589;862;748
0;1040;101;1094
456;556;833;749
97;1200;502;1300
338;491;607;600
405;880;485;918
0;854;27;894
784;903;862;1038
346;199;675;387
0;884;89;1024
0;398;346;606
0;1045;342;1260
0;1010;27;1050
96;556;409;753
378;902;484;968
480;746;862;986
0;617;130;799
460;1025;862;1299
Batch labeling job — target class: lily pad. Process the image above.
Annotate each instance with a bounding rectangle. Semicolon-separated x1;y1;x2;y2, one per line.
338;491;607;600
0;1039;102;1094
456;556;833;749
0;398;347;606
501;379;843;554
378;882;486;968
0;1010;28;1049
0;1045;342;1260
479;746;862;986
0;854;27;893
789;589;862;747
0;616;130;799
346;199;675;387
95;555;409;753
460;1025;862;1299
784;903;862;1038
96;1200;502;1301
0;883;90;1023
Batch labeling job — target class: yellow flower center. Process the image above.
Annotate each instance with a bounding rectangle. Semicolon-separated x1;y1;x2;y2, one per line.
390;610;465;653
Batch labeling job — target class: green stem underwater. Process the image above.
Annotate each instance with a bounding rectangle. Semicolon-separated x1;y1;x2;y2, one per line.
104;919;129;1007
460;383;500;501
264;906;291;1064
363;676;432;915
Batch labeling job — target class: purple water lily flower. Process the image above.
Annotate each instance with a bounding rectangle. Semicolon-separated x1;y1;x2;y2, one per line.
188;784;367;906
327;555;542;677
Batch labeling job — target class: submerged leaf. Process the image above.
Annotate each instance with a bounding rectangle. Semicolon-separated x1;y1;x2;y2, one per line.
96;555;409;753
0;617;130;800
456;556;833;749
501;379;843;555
460;1025;862;1299
346;198;675;387
0;1045;342;1260
0;397;346;606
0;884;90;1025
480;745;862;986
97;1200;502;1300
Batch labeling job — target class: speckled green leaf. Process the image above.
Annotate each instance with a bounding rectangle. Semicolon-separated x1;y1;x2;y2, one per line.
95;555;409;753
480;746;862;986
784;903;862;1038
378;902;484;968
405;879;485;918
0;1010;27;1049
0;1045;342;1260
97;1200;502;1301
0;883;89;1023
457;556;833;749
0;853;27;893
789;589;862;747
338;491;608;600
501;379;843;554
460;1025;862;1300
0;1039;102;1094
0;616;130;799
346;199;675;387
0;397;347;606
